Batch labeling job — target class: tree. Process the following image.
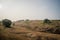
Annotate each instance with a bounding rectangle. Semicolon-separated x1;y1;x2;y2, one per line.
43;19;51;24
2;19;12;28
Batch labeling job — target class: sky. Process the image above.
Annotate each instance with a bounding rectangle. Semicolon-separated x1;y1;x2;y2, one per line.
0;0;60;21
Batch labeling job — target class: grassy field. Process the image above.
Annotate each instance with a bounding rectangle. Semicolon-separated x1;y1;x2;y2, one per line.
0;20;60;40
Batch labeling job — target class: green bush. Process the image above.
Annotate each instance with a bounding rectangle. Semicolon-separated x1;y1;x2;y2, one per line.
43;19;51;24
2;19;12;28
25;19;30;22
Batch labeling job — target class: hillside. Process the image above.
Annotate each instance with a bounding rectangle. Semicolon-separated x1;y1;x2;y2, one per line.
0;20;60;40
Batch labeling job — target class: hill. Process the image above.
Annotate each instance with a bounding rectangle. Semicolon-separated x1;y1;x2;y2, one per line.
0;20;60;40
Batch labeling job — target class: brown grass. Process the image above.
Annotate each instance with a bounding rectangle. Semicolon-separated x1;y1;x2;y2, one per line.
0;20;60;40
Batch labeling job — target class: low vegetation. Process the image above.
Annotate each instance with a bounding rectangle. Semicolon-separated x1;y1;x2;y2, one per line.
2;19;12;28
43;19;51;24
0;19;60;40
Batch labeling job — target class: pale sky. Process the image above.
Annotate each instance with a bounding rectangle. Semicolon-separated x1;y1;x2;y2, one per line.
0;0;60;21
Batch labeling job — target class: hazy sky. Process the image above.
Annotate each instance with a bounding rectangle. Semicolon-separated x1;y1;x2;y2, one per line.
0;0;60;21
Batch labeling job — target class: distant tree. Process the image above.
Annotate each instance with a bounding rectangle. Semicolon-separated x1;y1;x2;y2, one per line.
25;19;29;21
2;19;12;28
43;19;51;24
25;19;30;24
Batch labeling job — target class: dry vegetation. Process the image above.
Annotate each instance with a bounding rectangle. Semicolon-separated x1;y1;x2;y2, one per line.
0;20;60;40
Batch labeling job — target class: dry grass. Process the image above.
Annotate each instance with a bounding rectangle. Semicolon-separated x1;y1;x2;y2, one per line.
0;20;60;40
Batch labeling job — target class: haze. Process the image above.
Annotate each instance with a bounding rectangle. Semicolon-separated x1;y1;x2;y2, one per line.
0;0;60;21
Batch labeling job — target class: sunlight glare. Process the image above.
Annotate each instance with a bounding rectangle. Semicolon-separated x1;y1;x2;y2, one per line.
0;4;2;8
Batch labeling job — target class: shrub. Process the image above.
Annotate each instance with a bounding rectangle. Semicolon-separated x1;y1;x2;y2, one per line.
45;26;60;34
43;19;51;24
2;19;12;28
46;28;54;33
53;26;60;34
25;19;29;21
